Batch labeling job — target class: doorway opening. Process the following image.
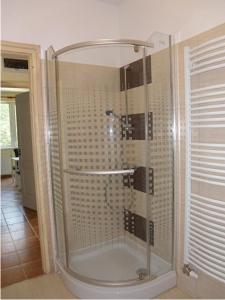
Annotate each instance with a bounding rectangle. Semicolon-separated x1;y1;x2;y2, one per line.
1;41;53;287
1;54;43;286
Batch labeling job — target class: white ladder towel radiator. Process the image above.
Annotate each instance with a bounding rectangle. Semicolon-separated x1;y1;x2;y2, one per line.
184;35;225;284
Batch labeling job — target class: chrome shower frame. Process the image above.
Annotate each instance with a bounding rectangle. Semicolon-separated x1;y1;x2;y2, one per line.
52;39;153;58
47;38;174;288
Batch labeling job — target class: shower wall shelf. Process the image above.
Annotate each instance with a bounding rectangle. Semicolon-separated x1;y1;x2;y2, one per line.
63;168;136;176
184;34;225;285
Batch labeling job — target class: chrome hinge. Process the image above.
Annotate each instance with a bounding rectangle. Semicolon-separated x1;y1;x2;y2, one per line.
183;264;198;279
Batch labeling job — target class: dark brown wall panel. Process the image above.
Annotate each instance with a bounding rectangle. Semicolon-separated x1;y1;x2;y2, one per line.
124;209;154;246
121;112;153;141
121;113;145;140
123;167;154;195
120;55;151;91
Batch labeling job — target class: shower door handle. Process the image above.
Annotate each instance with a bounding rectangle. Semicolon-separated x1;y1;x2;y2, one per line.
63;168;136;176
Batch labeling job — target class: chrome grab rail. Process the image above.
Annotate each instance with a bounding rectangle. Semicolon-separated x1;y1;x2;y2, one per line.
63;168;136;176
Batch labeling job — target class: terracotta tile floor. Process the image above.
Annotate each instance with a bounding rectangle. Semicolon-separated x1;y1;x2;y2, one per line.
1;177;43;287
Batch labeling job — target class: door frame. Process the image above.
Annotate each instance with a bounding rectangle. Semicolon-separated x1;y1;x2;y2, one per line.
1;40;53;273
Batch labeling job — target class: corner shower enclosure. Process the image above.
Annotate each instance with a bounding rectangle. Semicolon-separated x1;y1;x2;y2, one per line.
46;33;175;298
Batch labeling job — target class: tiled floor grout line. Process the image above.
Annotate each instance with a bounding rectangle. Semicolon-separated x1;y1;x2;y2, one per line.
1;178;43;287
19;208;40;240
2;207;27;279
1;229;42;282
7;224;28;279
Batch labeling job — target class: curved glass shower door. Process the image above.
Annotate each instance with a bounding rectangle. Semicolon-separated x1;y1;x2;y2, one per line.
46;36;174;285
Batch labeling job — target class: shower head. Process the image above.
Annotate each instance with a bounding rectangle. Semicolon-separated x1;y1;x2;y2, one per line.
105;110;114;116
105;110;134;131
105;110;121;120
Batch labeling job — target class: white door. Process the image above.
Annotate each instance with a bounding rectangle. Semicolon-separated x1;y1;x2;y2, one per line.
16;92;37;210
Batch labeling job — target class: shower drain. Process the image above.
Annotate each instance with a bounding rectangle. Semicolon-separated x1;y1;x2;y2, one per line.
136;268;148;280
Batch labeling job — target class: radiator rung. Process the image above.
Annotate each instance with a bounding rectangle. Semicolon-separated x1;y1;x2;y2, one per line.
184;37;225;284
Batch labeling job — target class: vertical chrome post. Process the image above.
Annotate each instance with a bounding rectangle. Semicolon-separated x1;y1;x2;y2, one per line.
143;47;151;277
168;35;176;269
45;47;60;261
184;46;191;266
124;65;130;131
54;57;70;268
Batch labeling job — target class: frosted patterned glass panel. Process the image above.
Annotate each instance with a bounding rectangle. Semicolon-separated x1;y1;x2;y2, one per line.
147;33;174;272
57;46;149;282
48;39;174;283
46;47;67;265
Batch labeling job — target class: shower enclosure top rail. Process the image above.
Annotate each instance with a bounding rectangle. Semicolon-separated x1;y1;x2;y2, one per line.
63;168;136;176
52;39;154;58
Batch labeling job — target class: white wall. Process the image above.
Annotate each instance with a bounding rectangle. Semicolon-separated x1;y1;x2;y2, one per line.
1;0;120;59
2;0;225;60
118;0;225;42
2;0;225;48
2;0;225;66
